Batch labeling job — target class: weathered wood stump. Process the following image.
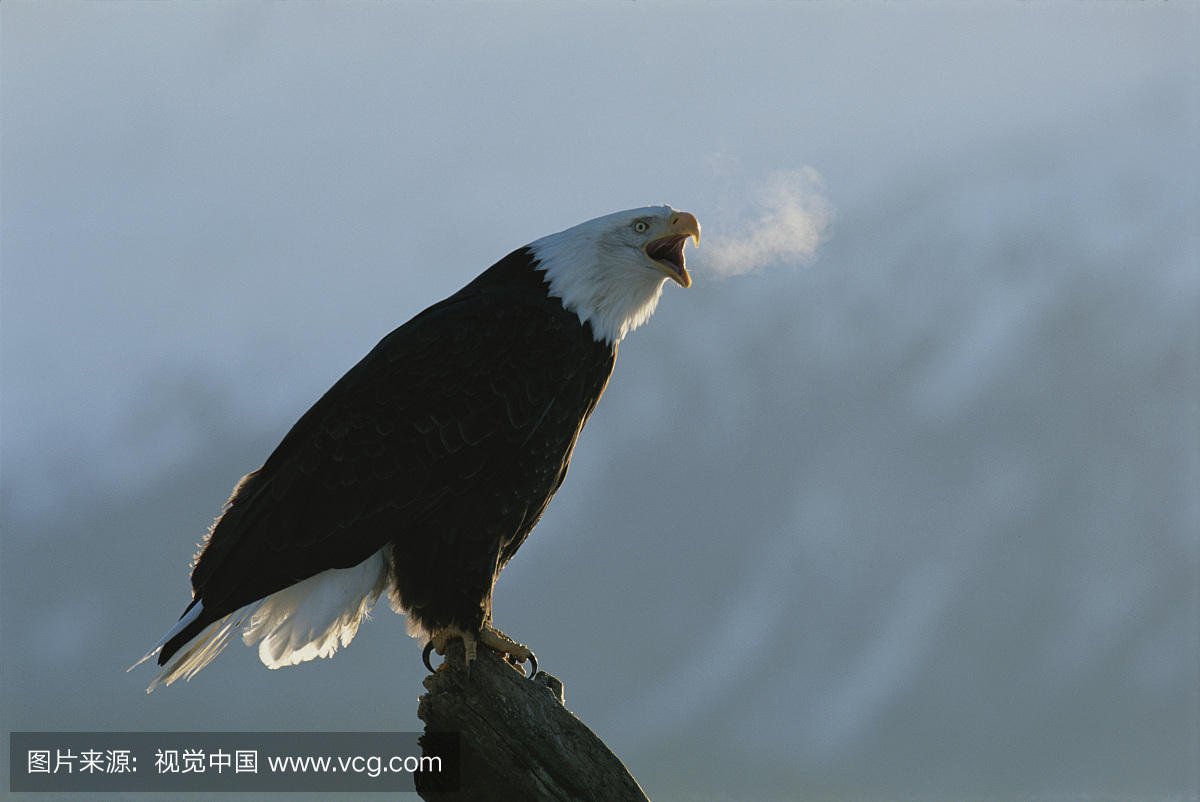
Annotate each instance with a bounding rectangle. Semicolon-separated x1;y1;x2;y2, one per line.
415;641;650;801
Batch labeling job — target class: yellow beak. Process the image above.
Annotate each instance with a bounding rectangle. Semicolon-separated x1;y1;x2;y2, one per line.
645;210;700;288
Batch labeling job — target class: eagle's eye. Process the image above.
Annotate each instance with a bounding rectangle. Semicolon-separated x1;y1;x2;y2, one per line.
633;220;650;234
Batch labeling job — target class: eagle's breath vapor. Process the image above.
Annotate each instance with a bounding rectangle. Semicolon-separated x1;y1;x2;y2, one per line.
698;167;834;279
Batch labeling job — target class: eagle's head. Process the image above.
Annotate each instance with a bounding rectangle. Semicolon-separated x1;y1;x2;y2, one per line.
531;205;701;344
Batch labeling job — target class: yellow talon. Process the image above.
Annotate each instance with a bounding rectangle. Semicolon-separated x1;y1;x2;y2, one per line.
422;624;537;679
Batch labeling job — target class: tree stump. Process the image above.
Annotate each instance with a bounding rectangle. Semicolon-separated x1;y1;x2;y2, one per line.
415;641;650;801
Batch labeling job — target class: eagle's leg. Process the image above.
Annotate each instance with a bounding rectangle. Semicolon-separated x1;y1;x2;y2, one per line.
423;625;477;675
478;624;537;678
421;624;537;680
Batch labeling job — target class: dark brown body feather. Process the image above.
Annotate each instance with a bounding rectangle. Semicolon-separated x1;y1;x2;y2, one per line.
160;247;616;665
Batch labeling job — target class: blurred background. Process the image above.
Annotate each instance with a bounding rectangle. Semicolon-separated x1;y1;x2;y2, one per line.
3;4;1197;800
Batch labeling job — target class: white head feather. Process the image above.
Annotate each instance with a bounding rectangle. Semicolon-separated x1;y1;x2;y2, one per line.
531;205;699;344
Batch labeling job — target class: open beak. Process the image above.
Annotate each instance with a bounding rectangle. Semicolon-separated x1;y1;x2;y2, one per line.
645;211;700;288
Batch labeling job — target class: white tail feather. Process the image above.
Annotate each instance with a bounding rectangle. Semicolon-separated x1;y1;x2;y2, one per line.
136;548;391;691
133;601;262;692
130;597;206;671
243;550;390;668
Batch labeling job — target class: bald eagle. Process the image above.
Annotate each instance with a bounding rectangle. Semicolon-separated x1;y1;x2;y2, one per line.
135;206;699;690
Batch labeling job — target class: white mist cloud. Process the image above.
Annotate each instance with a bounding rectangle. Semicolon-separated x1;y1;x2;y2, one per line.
697;166;834;279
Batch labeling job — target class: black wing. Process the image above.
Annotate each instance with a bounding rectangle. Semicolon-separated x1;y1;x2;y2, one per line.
162;265;614;660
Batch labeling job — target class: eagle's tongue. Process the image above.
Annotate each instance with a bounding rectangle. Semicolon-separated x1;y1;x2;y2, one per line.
647;235;691;287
